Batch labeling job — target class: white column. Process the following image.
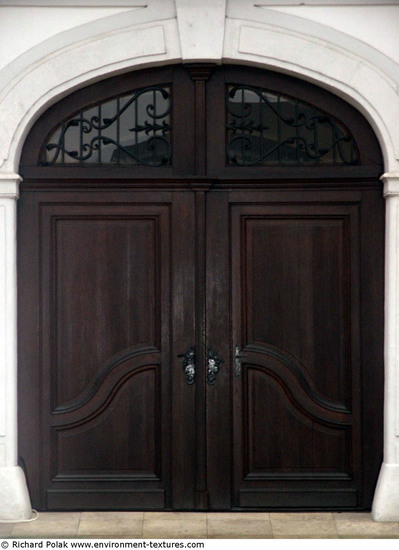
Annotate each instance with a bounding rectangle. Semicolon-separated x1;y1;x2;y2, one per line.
372;173;399;521
0;174;32;521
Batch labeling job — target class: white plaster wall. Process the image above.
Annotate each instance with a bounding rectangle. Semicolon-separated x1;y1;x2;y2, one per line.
0;0;399;521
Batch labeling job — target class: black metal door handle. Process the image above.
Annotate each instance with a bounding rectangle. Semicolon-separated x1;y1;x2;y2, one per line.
178;347;196;385
206;347;224;385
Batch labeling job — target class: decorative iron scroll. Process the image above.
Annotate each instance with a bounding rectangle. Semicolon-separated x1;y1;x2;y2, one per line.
226;85;358;166
41;86;172;166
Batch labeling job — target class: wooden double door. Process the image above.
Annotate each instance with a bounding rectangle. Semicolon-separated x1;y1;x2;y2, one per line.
18;182;383;511
18;64;384;511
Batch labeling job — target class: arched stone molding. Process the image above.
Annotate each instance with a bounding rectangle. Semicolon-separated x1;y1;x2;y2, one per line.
1;0;399;520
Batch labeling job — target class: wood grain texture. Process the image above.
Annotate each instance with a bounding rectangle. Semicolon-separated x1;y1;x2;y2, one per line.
18;64;384;511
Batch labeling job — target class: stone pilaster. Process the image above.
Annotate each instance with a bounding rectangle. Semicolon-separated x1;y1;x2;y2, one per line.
0;174;32;520
372;173;399;521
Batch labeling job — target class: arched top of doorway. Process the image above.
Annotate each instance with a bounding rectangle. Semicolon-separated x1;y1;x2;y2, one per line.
19;64;383;182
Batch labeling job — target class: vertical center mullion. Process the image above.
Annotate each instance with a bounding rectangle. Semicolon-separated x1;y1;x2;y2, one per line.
98;102;102;164
259;91;263;164
79;111;83;163
314;107;319;164
153;89;157;165
185;65;215;509
116;97;120;164
295;99;299;164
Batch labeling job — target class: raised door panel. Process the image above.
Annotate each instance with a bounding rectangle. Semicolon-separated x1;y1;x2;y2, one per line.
42;201;169;509
56;369;159;475
244;215;351;405
230;196;362;508
52;214;161;408
246;367;349;474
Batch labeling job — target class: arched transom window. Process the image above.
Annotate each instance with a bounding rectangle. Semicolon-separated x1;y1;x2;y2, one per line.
20;65;382;179
226;86;357;166
41;86;172;167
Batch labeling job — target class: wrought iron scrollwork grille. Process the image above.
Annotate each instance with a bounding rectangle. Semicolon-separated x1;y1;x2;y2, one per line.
40;86;172;166
226;85;359;166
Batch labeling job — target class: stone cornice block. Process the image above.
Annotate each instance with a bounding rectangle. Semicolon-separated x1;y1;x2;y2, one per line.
382;173;399;197
0;174;22;199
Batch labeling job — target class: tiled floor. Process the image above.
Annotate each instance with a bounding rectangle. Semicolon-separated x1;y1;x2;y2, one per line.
1;512;399;539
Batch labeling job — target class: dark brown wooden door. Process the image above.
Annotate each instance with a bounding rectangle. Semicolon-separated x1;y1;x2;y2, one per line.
18;64;384;511
205;187;383;510
18;189;200;510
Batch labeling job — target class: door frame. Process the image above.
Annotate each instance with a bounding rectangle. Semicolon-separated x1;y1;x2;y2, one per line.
13;67;388;516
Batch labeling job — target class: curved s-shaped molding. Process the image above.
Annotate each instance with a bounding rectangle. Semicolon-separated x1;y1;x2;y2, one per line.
242;343;351;427
51;345;161;429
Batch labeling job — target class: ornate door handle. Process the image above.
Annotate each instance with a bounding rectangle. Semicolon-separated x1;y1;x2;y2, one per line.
234;345;247;378
178;347;196;385
206;347;225;385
